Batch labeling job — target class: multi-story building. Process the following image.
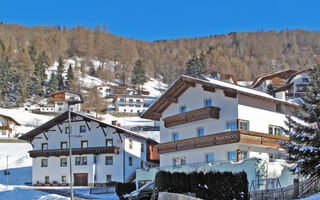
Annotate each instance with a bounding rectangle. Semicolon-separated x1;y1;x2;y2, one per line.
0;114;21;138
19;111;159;186
274;68;311;98
49;90;83;113
113;95;146;114
96;84;132;98
250;69;297;93
137;75;298;189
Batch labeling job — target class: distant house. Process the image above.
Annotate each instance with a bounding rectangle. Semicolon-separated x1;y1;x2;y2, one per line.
250;69;297;92
113;95;146;113
274;68;312;98
203;70;237;84
96;84;132;98
49;90;83;113
0;114;21;138
19;111;159;186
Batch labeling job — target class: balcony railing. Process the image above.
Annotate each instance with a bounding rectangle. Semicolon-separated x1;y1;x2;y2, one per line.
163;106;220;128
157;130;288;154
29;146;120;158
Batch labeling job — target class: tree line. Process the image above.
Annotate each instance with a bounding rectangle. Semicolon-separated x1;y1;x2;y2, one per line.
1;23;320;104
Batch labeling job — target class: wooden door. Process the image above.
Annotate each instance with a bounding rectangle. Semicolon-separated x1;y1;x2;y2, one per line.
74;173;88;186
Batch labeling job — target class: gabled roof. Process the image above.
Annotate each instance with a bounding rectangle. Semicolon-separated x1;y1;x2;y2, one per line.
286;68;312;83
19;111;157;143
251;69;297;88
0;114;21;126
141;75;297;120
204;70;237;84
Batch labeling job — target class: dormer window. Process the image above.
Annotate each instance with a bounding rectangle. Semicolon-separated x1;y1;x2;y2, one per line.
180;105;186;113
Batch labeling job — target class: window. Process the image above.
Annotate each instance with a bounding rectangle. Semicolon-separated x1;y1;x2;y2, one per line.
105;156;113;165
129;99;133;102
42;143;48;150
206;153;214;162
269;125;282;136
276;104;282;113
136;99;141;103
106;174;112;182
65;127;70;134
41;159;48;167
120;98;125;102
58;102;63;105
180;105;186;113
141;143;144;152
197;127;204;137
227;121;237;131
129;139;133;149
106;139;113;147
205;99;212;107
228;151;237;161
239;120;249;131
302;78;309;83
129;156;133;166
59;108;62;111
60;158;67;167
45;176;50;184
61;142;68;149
173;157;186;167
80;125;86;133
75;157;87;165
240;151;248;160
61;176;66;183
141;160;144;168
172;133;179;141
81;140;88;148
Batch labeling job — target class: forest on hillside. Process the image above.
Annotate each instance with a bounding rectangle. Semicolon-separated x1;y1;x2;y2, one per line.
0;23;320;104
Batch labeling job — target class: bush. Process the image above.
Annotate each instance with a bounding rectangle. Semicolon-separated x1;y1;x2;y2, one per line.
153;170;249;200
115;182;136;199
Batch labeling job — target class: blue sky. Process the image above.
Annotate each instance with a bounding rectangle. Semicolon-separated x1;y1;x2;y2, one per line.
1;0;319;41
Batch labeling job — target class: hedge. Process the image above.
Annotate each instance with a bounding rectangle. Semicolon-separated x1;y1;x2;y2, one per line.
153;170;249;200
116;182;136;199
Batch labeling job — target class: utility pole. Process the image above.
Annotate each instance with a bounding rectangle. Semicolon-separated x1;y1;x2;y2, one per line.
67;100;84;200
6;156;9;187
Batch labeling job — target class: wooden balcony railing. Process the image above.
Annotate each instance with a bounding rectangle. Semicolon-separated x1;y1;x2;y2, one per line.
163;106;220;128
0;126;12;132
29;146;120;158
157;130;288;154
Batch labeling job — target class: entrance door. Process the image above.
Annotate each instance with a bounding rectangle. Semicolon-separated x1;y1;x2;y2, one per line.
74;173;88;186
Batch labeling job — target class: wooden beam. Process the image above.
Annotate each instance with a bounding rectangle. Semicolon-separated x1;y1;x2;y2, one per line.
47;129;56;132
166;97;178;104
224;89;237;98
183;80;196;87
29;141;34;148
101;126;106;137
57;124;62;134
43;132;48;140
113;131;123;143
85;121;91;131
202;85;216;92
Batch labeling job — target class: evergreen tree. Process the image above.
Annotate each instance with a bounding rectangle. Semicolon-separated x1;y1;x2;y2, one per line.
185;50;207;78
0;56;14;102
131;60;147;94
284;63;320;177
57;57;65;90
65;64;74;90
47;71;58;94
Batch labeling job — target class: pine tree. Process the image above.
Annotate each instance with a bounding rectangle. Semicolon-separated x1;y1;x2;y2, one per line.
65;64;74;90
131;60;147;94
47;71;58;94
185;50;207;78
57;57;65;90
284;63;320;177
0;56;14;102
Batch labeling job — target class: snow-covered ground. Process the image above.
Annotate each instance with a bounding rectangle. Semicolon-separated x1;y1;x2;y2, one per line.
302;193;320;200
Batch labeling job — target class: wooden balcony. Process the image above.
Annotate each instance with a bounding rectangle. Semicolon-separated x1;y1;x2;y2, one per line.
0;126;12;132
29;146;120;158
163;106;220;128
157;130;288;154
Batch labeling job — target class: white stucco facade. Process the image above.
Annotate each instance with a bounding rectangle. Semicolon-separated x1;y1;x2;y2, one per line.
23;113;155;186
114;95;146;113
